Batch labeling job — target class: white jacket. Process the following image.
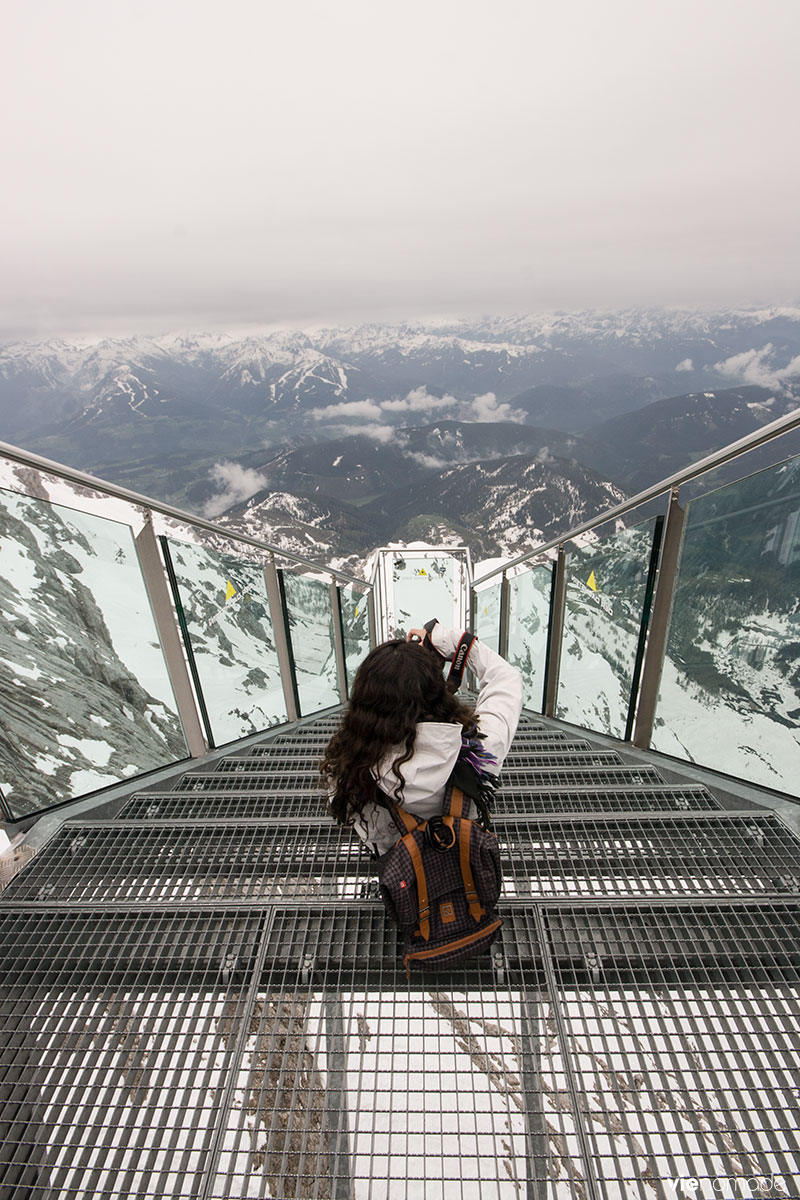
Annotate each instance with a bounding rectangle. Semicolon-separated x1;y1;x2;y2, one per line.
351;626;524;856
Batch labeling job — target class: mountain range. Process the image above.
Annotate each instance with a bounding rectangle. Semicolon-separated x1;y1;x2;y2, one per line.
2;308;799;570
216;431;629;565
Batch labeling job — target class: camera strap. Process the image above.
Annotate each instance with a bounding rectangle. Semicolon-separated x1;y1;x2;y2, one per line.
446;632;476;690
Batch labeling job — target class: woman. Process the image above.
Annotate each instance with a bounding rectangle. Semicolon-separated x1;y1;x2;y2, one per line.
321;620;523;856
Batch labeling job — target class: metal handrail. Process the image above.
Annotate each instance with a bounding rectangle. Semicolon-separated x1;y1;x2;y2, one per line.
0;438;370;589
473;406;800;586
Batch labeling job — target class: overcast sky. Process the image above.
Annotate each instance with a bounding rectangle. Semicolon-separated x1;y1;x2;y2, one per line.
2;0;799;342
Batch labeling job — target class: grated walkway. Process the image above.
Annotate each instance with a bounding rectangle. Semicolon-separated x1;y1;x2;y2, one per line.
2;712;799;1198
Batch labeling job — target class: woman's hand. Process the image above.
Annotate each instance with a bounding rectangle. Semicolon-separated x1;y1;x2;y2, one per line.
407;627;428;644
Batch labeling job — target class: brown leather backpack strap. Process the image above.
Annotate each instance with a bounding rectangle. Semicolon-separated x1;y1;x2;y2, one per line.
402;833;430;940
393;805;420;834
459;821;484;923
443;784;464;819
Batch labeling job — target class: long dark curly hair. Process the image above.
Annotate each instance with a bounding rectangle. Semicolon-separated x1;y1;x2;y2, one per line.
320;639;475;826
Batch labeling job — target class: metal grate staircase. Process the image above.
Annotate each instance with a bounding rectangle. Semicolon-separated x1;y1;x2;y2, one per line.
2;711;799;1198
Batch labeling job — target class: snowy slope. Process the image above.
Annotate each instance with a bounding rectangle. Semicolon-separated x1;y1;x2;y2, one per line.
0;491;187;815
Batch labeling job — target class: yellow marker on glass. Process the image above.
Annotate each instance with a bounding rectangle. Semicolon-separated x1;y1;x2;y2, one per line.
225;580;237;601
586;571;597;592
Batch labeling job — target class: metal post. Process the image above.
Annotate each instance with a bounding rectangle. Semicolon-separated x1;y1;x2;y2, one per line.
366;586;378;649
624;514;665;742
263;559;300;723
134;518;208;757
466;586;479;692
498;572;511;659
632;487;687;748
330;582;349;702
543;546;567;718
158;534;216;750
378;551;392;643
459;549;472;631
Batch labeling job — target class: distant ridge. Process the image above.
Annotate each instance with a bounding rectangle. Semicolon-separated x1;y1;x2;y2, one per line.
2;308;798;570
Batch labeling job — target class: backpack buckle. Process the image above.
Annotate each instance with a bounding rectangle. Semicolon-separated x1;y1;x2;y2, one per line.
426;816;456;854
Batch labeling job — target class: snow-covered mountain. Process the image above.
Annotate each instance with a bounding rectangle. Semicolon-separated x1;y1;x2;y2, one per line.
3;307;799;490
3;304;799;602
194;421;579;509
215;488;380;571
220;444;626;571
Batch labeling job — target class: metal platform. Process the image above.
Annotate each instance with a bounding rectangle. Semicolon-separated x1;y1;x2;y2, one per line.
2;712;800;1198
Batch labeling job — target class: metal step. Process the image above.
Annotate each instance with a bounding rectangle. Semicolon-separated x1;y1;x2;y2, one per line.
504;749;624;768
247;729;577;753
492;783;722;814
498;764;666;788
118;781;723;822
7;814;797;907
175;769;323;793
176;762;662;795
216;748;624;775
118;790;329;820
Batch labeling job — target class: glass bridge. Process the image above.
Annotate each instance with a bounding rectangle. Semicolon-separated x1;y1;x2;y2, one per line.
1;415;799;1199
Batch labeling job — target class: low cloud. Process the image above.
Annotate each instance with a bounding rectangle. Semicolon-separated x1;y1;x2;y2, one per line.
310;399;384;421
356;423;396;443
406;451;448;469
309;386;527;432
675;358;693;372
469;391;525;423
383;387;458;413
311;420;396;443
204;461;268;517
394;386;525;423
714;344;800;390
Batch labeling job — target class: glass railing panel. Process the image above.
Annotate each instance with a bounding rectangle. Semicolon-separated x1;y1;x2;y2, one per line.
339;583;372;691
473;580;501;653
282;572;341;714
0;489;188;818
651;456;800;795
507;565;552;711
556;518;659;737
379;549;469;639
164;538;287;744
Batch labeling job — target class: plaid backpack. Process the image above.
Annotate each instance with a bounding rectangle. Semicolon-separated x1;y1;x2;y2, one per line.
376;746;503;976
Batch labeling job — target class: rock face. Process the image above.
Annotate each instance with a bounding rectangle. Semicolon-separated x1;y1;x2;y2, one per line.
0;492;187;817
